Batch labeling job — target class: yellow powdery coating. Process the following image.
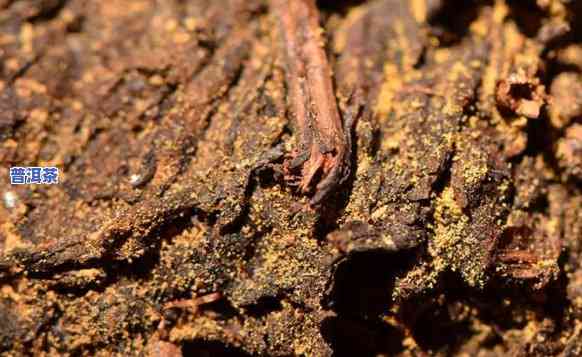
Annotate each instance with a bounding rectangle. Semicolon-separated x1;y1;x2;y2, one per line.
375;18;423;117
458;147;489;187
375;63;404;116
430;187;486;287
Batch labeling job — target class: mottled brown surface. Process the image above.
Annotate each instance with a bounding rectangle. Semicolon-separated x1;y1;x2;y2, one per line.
0;0;581;356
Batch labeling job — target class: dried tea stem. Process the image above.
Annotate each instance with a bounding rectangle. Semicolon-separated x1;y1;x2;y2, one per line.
272;0;350;205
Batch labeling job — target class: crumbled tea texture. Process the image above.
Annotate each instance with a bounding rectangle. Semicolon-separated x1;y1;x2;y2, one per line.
0;0;581;356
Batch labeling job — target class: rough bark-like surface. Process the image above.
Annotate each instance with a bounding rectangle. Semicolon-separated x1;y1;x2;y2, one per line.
0;0;581;356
